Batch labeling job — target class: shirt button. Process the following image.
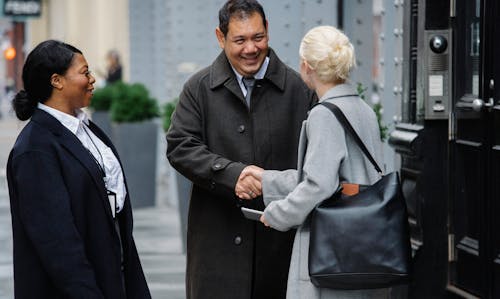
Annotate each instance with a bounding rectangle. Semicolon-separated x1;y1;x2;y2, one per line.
237;125;245;133
234;236;242;245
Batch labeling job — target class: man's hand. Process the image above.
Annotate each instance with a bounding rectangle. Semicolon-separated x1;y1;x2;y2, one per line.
235;165;264;200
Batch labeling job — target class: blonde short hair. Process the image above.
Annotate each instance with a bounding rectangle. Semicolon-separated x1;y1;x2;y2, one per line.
299;26;356;83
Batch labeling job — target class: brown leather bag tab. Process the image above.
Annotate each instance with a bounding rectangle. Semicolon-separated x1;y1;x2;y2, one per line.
341;183;360;196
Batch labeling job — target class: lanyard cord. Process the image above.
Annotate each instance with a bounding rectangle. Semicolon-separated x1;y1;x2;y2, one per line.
82;124;106;178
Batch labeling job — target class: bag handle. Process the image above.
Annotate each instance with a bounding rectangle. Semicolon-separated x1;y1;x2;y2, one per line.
320;101;383;175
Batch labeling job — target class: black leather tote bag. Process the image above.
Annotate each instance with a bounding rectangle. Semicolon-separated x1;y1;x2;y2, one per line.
308;102;411;290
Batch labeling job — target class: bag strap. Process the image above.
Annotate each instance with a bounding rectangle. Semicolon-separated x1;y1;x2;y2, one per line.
320;101;383;175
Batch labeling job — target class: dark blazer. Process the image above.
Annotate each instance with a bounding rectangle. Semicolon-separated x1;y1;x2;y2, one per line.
6;109;151;299
166;49;316;299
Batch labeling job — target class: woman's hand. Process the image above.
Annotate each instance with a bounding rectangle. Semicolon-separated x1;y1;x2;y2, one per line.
260;214;269;227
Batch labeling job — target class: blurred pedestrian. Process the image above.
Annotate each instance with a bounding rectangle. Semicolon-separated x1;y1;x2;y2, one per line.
241;26;390;298
166;0;315;298
0;78;15;119
6;40;151;299
105;49;122;84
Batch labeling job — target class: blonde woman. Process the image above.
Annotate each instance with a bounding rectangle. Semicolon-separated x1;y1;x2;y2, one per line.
241;26;390;298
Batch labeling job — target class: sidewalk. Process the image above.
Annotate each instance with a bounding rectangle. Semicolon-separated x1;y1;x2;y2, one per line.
0;115;186;299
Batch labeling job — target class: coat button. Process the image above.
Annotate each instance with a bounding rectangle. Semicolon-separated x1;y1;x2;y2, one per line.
210;181;216;190
213;163;222;170
234;236;242;245
237;125;245;133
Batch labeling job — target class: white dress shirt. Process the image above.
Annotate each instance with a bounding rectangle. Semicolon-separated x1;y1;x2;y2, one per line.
37;103;127;213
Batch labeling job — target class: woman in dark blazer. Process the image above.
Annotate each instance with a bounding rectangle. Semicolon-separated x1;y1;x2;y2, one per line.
6;40;151;298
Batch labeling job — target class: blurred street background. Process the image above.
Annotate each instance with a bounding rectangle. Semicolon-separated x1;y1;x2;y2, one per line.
0;0;405;298
1;0;498;297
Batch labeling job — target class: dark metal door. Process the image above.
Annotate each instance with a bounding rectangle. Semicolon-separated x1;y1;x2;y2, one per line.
486;1;500;297
449;0;500;297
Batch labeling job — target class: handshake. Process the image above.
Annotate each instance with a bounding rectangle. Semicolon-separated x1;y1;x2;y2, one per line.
235;165;264;200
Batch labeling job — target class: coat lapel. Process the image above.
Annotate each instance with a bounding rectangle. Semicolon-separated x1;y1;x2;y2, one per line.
263;49;286;92
31;109;115;221
210;51;246;103
87;121;134;242
88;121;119;163
87;121;132;208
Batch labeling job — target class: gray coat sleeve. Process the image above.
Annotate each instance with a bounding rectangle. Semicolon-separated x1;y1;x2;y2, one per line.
262;107;347;231
262;169;298;206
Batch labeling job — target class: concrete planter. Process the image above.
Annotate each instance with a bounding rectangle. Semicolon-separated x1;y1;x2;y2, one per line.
113;120;158;208
91;111;112;139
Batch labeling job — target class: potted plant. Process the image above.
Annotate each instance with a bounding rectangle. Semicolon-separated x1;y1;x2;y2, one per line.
110;83;159;123
111;82;160;208
89;81;123;137
162;98;178;132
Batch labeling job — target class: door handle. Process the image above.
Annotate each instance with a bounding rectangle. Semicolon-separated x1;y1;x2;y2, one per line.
456;98;493;112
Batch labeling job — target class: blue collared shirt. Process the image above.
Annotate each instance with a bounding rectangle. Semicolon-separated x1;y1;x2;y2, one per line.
231;56;270;97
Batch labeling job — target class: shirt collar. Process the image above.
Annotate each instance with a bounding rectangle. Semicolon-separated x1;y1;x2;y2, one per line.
231;56;270;84
37;103;89;135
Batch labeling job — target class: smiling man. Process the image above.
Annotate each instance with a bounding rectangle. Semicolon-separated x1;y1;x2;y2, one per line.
166;1;315;298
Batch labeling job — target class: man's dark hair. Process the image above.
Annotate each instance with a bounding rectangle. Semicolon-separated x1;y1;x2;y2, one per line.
218;0;267;36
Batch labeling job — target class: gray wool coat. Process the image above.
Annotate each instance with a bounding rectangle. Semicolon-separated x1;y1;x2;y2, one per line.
166;49;315;299
262;84;391;299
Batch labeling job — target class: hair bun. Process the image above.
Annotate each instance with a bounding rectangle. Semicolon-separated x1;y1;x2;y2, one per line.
16;90;28;99
12;90;37;121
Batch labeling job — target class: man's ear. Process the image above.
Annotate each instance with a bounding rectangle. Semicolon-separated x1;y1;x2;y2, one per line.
215;27;226;49
50;74;63;90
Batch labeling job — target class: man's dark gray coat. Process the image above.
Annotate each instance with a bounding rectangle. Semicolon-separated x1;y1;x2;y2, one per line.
167;49;315;299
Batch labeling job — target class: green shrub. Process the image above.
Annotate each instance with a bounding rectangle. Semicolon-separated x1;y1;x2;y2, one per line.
356;82;389;142
110;83;159;123
162;98;179;131
90;81;123;111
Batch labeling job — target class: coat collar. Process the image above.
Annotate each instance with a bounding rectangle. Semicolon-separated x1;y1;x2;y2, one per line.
319;83;359;102
31;108;113;148
37;102;90;135
31;108;68;137
209;48;287;92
